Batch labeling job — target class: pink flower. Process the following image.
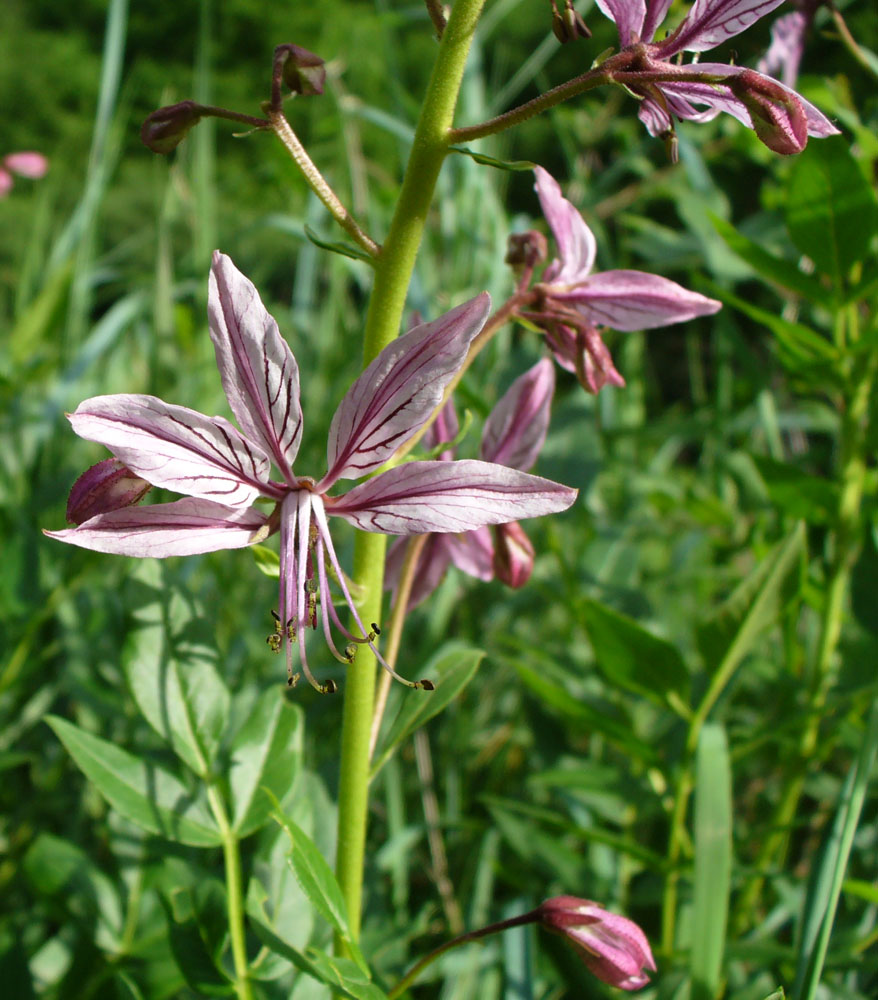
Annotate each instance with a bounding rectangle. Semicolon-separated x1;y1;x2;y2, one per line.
538;896;657;991
596;0;839;153
0;151;48;198
528;167;721;391
47;253;577;691
386;358;555;606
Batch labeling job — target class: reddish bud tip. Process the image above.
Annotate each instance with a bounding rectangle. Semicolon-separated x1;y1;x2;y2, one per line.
492;521;534;588
506;230;548;270
729;69;808;155
538;896;656;991
66;459;152;525
551;0;591;42
141;101;205;155
275;43;327;97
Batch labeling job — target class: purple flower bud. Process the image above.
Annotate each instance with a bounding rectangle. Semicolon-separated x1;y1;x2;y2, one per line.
728;68;808;155
493;521;534;588
275;43;326;97
506;230;548;271
66;458;152;525
140;101;205;155
538;896;656;991
551;0;591;42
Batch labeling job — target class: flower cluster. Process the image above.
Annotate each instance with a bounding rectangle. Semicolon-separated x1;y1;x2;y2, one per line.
48;253;577;691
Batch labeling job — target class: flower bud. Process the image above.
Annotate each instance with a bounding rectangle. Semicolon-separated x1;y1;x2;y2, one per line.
551;0;591;43
728;68;808;155
506;230;548;271
275;43;326;97
537;897;656;991
66;459;152;525
493;521;534;588
3;151;49;179
140;101;205;155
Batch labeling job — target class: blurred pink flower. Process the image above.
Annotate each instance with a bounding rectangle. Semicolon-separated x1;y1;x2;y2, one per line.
526;167;721;391
538;896;656;991
0;151;49;197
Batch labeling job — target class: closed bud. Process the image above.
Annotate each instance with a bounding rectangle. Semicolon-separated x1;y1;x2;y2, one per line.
537;896;656;991
141;101;205;155
3;151;49;179
506;230;548;270
275;43;326;97
728;68;808;154
66;458;152;525
551;0;591;43
493;521;534;588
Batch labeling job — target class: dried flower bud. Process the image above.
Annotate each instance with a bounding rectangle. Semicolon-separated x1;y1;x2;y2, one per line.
493;521;534;588
728;68;808;155
275;43;326;97
141;101;205;155
66;458;152;525
551;0;591;43
538;896;656;991
506;230;548;270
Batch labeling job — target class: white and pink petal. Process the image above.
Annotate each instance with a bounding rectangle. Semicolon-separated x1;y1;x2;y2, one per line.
481;359;554;471
534;168;596;284
327;459;577;534
664;0;787;54
208;252;304;478
322;294;491;486
44;498;268;558
69;394;275;507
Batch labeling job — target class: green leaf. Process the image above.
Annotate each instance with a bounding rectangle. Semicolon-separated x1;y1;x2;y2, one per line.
249;919;387;1000
696;523;805;673
163;881;235;997
710;215;834;306
751;455;838;524
370;643;484;778
250;544;280;578
303;225;375;264
691;723;732;1000
785;136;878;286
448;145;536;171
123;565;230;775
268;800;369;974
229;688;303;837
46;716;222;846
579;599;690;710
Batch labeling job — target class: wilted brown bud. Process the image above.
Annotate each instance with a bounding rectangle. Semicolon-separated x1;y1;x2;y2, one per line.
275;43;326;97
67;459;152;525
551;0;591;43
493;521;534;588
728;68;808;154
506;230;548;271
141;100;205;155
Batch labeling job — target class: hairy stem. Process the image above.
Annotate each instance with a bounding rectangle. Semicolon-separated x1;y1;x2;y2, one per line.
335;0;488;948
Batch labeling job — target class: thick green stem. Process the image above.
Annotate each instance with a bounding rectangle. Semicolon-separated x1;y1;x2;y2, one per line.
334;0;488;946
207;784;254;1000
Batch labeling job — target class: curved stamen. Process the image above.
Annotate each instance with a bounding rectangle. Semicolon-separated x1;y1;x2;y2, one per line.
315;528;360;664
295;490;337;693
278;493;300;687
311;495;434;690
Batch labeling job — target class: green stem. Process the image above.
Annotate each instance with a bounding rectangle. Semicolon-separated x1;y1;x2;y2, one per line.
732;329;877;931
334;0;488;947
207;784;254;1000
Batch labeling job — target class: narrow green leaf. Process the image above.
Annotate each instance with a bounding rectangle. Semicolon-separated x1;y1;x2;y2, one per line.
303;225;375;264
579;599;690;709
793;700;878;1000
448;145;536;171
228;688;303;837
751;456;838;524
249;919;387;1000
710;215;833;306
691;723;732;1000
46;716;222;846
162;882;235;996
370;643;484;779
785;136;878;285
696;522;804;675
